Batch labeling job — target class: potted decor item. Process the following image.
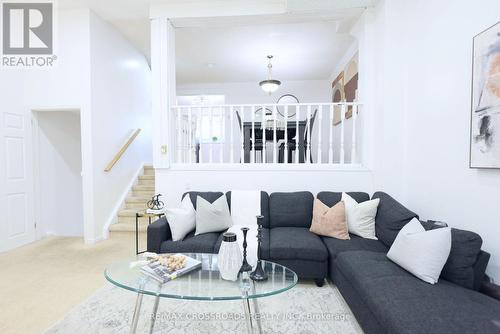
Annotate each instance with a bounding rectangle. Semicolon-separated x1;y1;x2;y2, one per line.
217;232;242;281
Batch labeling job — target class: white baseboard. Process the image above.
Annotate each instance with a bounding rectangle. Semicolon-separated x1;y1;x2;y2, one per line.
102;163;146;239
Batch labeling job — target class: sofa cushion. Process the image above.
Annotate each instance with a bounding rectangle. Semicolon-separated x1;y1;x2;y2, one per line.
322;234;388;261
372;192;418;247
160;230;221;254
335;251;500;334
182;191;225;209
226;191;270;228
423;222;484;290
269;191;314;228
317;191;370;207
269;227;328;262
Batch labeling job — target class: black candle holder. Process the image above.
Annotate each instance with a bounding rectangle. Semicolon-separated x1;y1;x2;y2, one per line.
250;215;268;281
239;227;252;273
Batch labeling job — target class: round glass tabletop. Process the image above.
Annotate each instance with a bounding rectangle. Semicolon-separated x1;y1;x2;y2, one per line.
104;253;298;301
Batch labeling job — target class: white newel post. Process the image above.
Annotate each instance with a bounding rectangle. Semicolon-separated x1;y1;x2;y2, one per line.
151;18;176;168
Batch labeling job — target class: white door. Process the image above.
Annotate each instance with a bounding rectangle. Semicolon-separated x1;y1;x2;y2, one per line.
0;111;35;251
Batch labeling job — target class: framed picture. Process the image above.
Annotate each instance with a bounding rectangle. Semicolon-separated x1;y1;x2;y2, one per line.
332;54;358;125
470;21;500;168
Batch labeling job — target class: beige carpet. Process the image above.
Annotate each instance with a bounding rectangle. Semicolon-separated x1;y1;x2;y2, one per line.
0;232;144;334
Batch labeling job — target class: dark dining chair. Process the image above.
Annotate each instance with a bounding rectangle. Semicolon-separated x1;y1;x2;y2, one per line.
237;110;266;162
278;109;317;163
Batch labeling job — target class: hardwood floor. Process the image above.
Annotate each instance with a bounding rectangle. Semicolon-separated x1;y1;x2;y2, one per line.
0;232;143;334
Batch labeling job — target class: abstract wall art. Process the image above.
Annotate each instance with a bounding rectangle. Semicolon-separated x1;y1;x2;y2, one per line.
470;21;500;168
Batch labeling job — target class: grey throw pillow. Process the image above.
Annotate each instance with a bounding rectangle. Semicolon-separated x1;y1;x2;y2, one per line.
195;196;233;235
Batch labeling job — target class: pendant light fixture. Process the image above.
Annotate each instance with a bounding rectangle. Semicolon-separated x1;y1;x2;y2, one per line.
259;55;281;94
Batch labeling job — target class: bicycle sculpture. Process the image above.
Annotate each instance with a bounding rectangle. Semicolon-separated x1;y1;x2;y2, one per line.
147;194;164;211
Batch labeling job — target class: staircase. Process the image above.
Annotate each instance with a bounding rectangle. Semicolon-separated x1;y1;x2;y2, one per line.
109;165;156;233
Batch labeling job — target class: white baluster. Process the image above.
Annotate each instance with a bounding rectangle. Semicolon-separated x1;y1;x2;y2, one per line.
273;105;277;163
295;106;300;163
340;104;346;164
199;107;203;163
262;105;266;163
351;104;357;164
329;104;333;164
220;106;224;163
317;105;322;164
306;105;311;164
209;106;213;163
251;105;255;164
177;107;181;163
284;105;288;164
188;107;192;163
230;106;234;163
240;106;244;164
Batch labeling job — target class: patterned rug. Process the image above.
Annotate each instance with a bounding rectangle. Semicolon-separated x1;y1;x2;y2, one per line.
44;281;363;334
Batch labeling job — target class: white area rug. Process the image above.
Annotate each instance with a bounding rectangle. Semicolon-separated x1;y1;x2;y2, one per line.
44;281;363;334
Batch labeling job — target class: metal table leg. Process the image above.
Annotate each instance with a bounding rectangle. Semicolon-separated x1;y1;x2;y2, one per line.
148;295;160;334
251;283;263;334
243;297;254;334
148;283;161;334
130;292;144;334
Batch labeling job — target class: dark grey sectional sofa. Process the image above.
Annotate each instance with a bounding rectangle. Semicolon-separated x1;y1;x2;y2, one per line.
147;190;500;334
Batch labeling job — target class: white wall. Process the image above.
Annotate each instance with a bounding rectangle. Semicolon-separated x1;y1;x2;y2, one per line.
0;9;92;251
0;8;152;249
88;11;152;239
156;166;374;207
177;80;331;104
366;0;500;281
35;110;83;236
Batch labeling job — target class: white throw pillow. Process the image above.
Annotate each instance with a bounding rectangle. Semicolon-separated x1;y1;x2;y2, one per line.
341;193;379;239
387;218;451;284
164;195;196;241
195;196;233;235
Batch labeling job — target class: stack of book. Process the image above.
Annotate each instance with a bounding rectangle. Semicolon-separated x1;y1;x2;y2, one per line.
141;254;201;283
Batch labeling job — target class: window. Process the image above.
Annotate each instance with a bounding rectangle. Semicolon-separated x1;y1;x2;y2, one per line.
177;95;226;143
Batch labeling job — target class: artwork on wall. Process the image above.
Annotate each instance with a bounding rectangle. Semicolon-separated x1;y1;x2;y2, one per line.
332;53;358;125
470;21;500;168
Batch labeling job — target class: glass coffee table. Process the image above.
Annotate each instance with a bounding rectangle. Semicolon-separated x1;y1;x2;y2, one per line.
105;253;298;334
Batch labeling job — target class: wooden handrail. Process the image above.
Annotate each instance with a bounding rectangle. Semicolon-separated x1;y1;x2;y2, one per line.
104;129;141;172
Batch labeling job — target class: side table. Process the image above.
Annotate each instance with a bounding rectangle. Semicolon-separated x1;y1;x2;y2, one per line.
135;210;164;255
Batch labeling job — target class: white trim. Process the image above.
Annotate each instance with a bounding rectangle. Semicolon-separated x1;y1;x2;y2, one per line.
163;163;368;172
102;163;145;239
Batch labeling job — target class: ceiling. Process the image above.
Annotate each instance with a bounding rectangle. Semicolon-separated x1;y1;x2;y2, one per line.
175;21;356;84
57;0;371;83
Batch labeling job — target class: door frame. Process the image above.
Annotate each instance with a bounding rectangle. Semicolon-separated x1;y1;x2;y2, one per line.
31;107;84;241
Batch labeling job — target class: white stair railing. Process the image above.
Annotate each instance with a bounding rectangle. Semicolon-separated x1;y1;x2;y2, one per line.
172;102;361;165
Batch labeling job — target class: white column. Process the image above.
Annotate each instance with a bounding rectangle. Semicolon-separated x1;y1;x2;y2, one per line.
351;104;358;164
151;18;176;168
199;107;203;163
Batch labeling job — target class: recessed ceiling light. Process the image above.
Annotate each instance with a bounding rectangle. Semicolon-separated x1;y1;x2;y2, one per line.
206;63;215;68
